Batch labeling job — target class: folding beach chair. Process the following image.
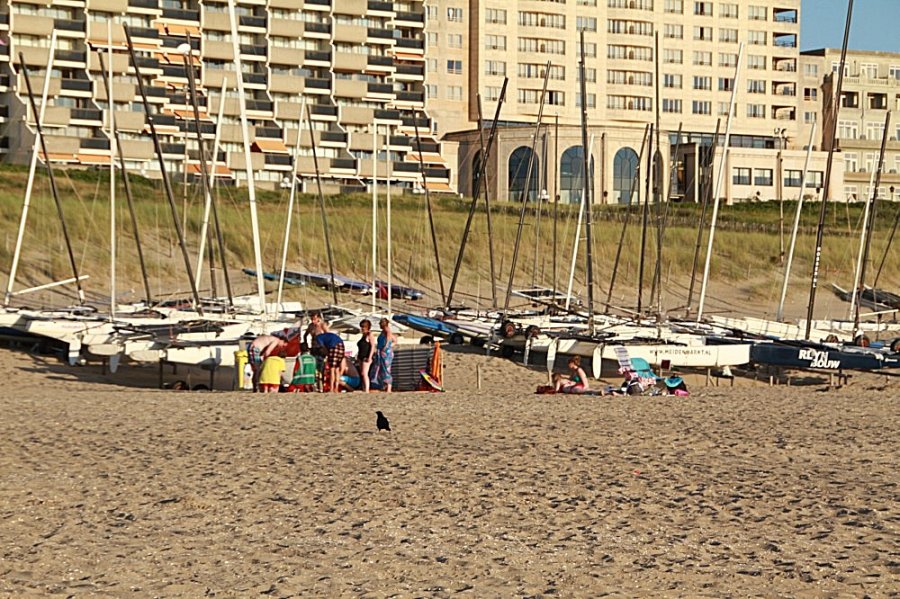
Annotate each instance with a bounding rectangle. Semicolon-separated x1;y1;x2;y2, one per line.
611;346;662;395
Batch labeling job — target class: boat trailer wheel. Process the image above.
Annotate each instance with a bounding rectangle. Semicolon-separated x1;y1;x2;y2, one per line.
500;321;516;338
525;325;541;339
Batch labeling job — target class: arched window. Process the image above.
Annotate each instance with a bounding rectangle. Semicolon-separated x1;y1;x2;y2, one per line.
613;147;640;204
508;146;540;201
559;146;595;204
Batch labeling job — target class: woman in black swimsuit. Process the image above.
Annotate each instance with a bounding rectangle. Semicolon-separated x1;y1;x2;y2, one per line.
357;319;375;392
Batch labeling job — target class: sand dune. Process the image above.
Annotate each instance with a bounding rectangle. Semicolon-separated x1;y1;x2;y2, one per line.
0;347;897;597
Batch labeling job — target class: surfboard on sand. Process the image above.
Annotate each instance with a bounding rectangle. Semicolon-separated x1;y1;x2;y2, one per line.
419;369;444;392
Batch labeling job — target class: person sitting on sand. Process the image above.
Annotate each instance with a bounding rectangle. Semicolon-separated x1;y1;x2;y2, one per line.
553;356;589;394
258;351;286;393
339;357;361;392
248;334;285;391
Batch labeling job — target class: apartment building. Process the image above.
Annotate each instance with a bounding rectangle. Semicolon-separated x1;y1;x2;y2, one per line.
435;0;835;204
800;48;900;203
0;0;450;192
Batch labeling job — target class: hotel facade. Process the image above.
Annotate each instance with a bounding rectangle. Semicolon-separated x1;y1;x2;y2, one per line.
0;0;894;204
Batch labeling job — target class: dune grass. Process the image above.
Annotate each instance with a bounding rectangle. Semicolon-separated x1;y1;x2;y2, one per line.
0;164;897;314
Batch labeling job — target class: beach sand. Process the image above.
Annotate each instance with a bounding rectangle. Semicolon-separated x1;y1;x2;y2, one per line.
0;347;897;597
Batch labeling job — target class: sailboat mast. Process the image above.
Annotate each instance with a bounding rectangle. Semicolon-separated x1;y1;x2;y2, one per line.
853;110;891;333
276;97;305;312
182;36;233;307
195;76;228;294
97;50;153;307
305;103;339;306
124;25;203;315
385;124;393;316
696;42;744;322
372;122;378;311
446;79;507;307
804;0;854;339
4;32;56;307
637;124;653;315
502;64;551;317
652;122;683;316
685;118;721;314
606;124;650;313
411;110;446;304
18;56;85;304
776;123;816;322
476;93;499;309
578;32;595;325
552;114;559;300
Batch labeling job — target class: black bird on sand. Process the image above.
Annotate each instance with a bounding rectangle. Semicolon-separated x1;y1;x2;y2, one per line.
376;411;391;432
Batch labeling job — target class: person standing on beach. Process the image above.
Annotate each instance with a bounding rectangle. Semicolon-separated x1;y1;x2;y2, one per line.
370;318;396;393
248;334;284;391
357;319;375;392
315;331;346;393
258;350;286;393
303;312;330;348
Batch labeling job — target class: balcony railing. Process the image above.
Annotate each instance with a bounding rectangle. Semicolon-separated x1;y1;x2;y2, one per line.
368;83;394;95
425;168;449;179
265;154;292;166
396;91;424;103
367;28;393;39
305;51;331;62
161;37;199;50
243;72;267;85
161;8;199;21
320;131;347;143
128;26;159;39
395;38;424;50
54;19;85;32
71;108;102;121
393;162;420;173
239;15;266;28
304;22;330;34
305;77;330;89
80;138;110;150
401;115;429;128
240;44;267;57
144;86;168;98
161;64;187;78
368;0;394;11
129;0;158;8
246;99;274;112
150;113;177;127
255;126;282;138
368;55;394;67
61;79;92;92
310;104;338;117
331;158;356;170
306;0;330;5
395;11;424;22
395;64;423;76
374;108;400;120
54;50;86;63
161;143;185;155
389;135;411;146
414;141;440;153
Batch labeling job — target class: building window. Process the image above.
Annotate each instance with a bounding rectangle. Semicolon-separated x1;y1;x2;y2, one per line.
733;167;751;186
579;41;598;58
485;8;506;24
519;63;565;80
718;102;735;116
747;104;765;118
754;169;773;186
577;16;597;31
804;111;817;123
785;169;804;187
663;73;682;88
448;34;463;48
485;35;506;50
693;51;712;66
519;38;566;55
662;98;682;113
448;86;463;100
485;60;506;76
747;55;766;70
719;53;737;67
720;3;738;18
519;12;566;28
719;28;737;43
692;100;711;115
718;77;734;91
694;26;713;41
664;0;683;13
575;93;596;108
844;153;858;172
517;89;564;105
844;186;858;202
485;86;502;101
425;84;437;98
748;5;767;20
803;87;818;101
426;5;438;20
508;146;540;201
613;147;640;204
890;65;900;80
747;79;766;94
664;24;683;39
427;32;438;46
447;7;463;21
748;31;767;45
804;63;819;76
694;2;712;16
838;121;858;140
693;76;711;90
446;59;462;74
663;49;682;64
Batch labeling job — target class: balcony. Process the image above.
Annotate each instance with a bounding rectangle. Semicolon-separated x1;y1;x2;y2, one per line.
401;115;429;129
395;11;424;23
368;82;394;95
55;50;86;64
305;78;330;90
161;64;187;78
80;138;111;151
413;141;440;153
181;121;216;135
305;50;331;63
368;55;394;67
305;0;331;6
61;79;92;92
246;99;274;112
310;104;338;117
367;28;393;40
773;9;798;23
389;135;411;146
150;113;178;127
256;126;282;138
128;26;160;40
161;143;185;155
396;91;424;103
395;64;423;76
144;86;168;98
374;108;401;120
129;0;158;8
243;72;267;85
393;162;421;173
54;18;85;33
368;1;394;12
395;38;424;50
239;44;267;58
71;108;102;122
320;131;347;143
304;22;331;34
161;8;199;22
162;37;199;51
239;15;266;29
265;154;292;167
331;158;356;170
425;167;449;179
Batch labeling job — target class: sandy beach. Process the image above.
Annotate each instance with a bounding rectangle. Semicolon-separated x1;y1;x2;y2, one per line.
0;346;897;597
